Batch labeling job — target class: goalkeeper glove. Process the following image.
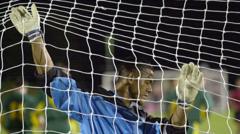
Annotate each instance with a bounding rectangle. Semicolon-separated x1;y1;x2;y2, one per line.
9;4;41;42
176;62;203;108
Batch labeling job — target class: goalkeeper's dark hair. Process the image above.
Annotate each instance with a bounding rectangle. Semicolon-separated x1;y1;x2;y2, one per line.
117;56;154;76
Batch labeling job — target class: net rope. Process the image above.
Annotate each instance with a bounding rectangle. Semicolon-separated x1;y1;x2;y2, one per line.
1;0;240;133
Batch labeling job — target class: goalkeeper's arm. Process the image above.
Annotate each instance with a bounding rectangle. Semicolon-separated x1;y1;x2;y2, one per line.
9;4;54;74
31;37;54;74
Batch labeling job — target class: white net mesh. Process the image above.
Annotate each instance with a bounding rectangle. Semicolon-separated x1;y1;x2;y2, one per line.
0;0;240;133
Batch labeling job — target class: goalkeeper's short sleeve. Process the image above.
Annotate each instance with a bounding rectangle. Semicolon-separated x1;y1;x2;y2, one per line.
50;76;91;122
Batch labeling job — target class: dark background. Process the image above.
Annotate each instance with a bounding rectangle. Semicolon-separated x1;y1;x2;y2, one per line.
0;0;239;90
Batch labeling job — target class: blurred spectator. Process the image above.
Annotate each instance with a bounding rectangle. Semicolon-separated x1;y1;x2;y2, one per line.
1;80;41;133
229;77;240;134
164;79;214;134
1;79;80;133
0;117;8;134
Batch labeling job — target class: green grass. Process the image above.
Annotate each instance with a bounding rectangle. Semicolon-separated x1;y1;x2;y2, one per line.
200;111;237;134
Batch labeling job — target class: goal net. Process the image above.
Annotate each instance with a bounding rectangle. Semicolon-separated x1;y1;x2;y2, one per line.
0;0;239;134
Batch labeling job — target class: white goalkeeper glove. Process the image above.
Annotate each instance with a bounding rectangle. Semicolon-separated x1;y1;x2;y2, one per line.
176;62;203;108
9;4;41;42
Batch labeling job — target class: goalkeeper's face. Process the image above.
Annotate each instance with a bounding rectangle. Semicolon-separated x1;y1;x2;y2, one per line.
129;67;154;105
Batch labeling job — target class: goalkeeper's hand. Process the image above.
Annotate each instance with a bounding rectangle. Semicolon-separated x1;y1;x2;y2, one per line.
176;62;203;108
9;3;41;41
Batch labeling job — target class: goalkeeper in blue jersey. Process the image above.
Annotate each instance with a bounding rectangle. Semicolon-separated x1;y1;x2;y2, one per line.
9;4;203;134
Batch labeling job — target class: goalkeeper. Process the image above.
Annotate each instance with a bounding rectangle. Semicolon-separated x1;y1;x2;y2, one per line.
9;4;203;134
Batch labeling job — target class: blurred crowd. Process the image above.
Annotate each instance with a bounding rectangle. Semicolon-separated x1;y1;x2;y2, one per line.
0;79;80;134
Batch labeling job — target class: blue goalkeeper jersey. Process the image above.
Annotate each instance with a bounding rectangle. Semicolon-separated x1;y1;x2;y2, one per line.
46;69;186;134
